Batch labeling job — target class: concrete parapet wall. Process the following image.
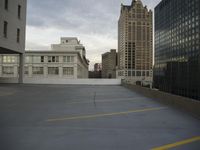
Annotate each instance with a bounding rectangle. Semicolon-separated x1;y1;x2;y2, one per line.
123;84;200;118
0;78;19;83
0;77;121;85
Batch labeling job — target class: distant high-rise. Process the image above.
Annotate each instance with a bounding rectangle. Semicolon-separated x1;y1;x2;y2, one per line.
89;63;102;78
94;63;102;72
117;0;153;85
102;49;117;78
154;0;200;100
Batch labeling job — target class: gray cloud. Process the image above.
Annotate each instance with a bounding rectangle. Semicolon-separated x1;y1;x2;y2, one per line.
27;0;161;34
27;0;161;31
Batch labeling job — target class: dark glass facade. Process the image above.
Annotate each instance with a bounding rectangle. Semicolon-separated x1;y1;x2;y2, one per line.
154;0;200;100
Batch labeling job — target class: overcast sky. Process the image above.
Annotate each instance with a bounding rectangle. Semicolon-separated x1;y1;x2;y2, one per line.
26;0;161;70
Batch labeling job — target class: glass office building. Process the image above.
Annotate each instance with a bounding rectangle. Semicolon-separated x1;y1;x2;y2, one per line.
154;0;200;100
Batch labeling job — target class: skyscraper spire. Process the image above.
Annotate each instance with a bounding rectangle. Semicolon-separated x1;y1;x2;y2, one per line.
136;0;143;5
131;0;143;6
131;0;137;6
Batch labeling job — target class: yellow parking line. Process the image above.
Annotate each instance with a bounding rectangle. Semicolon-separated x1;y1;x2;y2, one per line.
66;97;144;105
47;107;167;122
152;136;200;150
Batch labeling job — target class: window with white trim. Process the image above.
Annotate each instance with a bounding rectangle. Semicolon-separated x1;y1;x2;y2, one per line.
48;67;59;75
33;56;44;63
48;56;59;63
2;66;14;75
63;56;74;63
32;67;43;75
24;66;29;75
3;56;17;63
63;67;74;76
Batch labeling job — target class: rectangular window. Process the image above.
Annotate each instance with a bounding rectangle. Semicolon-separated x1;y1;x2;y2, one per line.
24;66;29;75
132;71;135;76
18;5;21;19
146;71;149;77
63;56;74;63
48;67;59;75
41;56;44;62
128;71;131;76
17;28;20;43
142;71;145;76
136;71;141;76
63;67;74;76
48;56;59;63
2;66;14;75
3;21;8;38
3;56;17;63
25;56;32;63
32;56;44;63
4;0;8;10
32;67;43;75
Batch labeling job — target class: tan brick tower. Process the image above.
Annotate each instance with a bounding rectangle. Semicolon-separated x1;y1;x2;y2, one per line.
117;0;153;85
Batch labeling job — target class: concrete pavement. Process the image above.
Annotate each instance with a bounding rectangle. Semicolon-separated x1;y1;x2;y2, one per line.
0;84;200;150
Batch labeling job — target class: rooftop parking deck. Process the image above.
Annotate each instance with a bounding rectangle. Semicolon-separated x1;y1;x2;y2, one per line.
0;84;200;150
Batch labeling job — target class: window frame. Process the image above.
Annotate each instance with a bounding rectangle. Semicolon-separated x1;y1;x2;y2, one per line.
3;21;8;38
48;67;59;75
63;67;74;76
32;67;44;75
17;28;20;43
2;66;14;75
4;0;8;10
18;5;21;19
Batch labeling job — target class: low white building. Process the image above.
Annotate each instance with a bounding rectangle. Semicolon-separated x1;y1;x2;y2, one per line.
0;37;89;81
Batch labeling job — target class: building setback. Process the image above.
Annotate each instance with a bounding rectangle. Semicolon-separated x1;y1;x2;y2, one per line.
154;0;200;100
0;37;89;80
117;0;153;85
102;49;117;78
0;0;27;83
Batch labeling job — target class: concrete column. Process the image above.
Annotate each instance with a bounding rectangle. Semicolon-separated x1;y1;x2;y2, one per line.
0;65;2;77
28;66;32;77
19;53;24;83
59;56;63;78
0;55;2;77
44;66;48;77
74;65;78;79
59;66;63;78
59;56;63;63
14;66;18;77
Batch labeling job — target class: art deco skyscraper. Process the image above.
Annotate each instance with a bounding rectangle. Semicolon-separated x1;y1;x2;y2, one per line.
117;0;153;85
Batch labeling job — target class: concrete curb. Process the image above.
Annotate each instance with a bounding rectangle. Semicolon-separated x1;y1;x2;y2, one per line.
123;83;200;119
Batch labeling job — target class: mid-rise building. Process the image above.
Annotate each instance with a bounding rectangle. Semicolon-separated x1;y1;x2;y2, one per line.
0;0;27;83
102;49;117;78
89;63;102;78
94;63;102;72
117;0;153;85
154;0;200;100
0;37;89;80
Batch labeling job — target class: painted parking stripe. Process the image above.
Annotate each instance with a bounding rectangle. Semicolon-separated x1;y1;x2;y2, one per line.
65;97;146;105
47;107;167;122
151;136;200;150
66;97;148;105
